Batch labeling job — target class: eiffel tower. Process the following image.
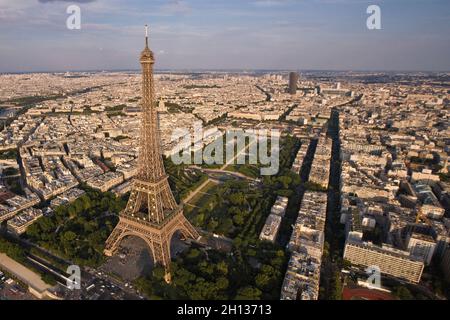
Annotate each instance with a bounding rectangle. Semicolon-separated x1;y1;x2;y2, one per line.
104;25;200;283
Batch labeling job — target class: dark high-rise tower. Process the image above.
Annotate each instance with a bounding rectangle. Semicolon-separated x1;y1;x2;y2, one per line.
104;25;200;283
288;72;299;95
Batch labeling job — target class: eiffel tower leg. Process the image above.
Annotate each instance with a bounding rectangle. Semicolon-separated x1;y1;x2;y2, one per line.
180;216;200;240
152;238;172;283
104;222;126;257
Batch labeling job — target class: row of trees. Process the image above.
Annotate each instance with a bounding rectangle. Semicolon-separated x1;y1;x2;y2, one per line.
0;149;18;160
0;236;26;262
25;186;126;267
190;180;264;240
135;241;287;300
0;235;58;285
319;110;346;300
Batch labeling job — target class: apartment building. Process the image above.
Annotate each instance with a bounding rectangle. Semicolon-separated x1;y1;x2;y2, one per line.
259;196;288;243
7;207;43;235
343;240;424;283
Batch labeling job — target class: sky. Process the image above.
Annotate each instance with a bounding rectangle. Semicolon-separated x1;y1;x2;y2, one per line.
0;0;449;72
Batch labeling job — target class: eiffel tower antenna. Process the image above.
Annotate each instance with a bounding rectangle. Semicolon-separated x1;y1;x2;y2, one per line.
104;24;200;283
145;24;149;48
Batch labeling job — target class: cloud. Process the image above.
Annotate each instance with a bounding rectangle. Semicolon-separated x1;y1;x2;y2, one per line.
38;0;96;3
1;0;449;72
160;0;191;15
252;0;291;7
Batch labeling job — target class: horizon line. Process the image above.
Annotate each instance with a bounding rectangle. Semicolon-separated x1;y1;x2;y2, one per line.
2;68;450;75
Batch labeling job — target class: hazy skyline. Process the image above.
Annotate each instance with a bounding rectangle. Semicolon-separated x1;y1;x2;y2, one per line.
0;0;449;72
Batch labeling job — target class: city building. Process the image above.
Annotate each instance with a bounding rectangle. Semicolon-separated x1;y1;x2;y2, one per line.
288;72;299;95
7;207;43;235
343;240;424;283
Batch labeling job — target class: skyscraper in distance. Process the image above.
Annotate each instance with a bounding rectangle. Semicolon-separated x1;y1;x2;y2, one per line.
289;72;299;95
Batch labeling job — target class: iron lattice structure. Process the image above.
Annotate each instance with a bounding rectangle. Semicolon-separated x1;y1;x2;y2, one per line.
104;26;199;282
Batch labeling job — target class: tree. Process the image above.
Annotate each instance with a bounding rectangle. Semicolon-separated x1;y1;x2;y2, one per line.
270;256;284;269
332;272;343;300
255;273;271;290
41;273;57;286
195;213;205;225
216;261;228;276
228;206;242;216
0;237;26;261
68;206;77;218
198;260;214;276
235;286;262;300
186;248;201;260
229;193;245;206
278;176;292;189
152;266;167;280
216;277;229;290
341;259;352;269
323;241;330;259
233;214;244;226
207;219;219;232
80;194;91;210
394;286;414;300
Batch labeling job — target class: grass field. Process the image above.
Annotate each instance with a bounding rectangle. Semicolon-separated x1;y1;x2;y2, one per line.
184;180;219;217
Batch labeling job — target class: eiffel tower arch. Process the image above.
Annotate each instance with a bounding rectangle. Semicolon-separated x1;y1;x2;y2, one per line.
104;25;200;282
